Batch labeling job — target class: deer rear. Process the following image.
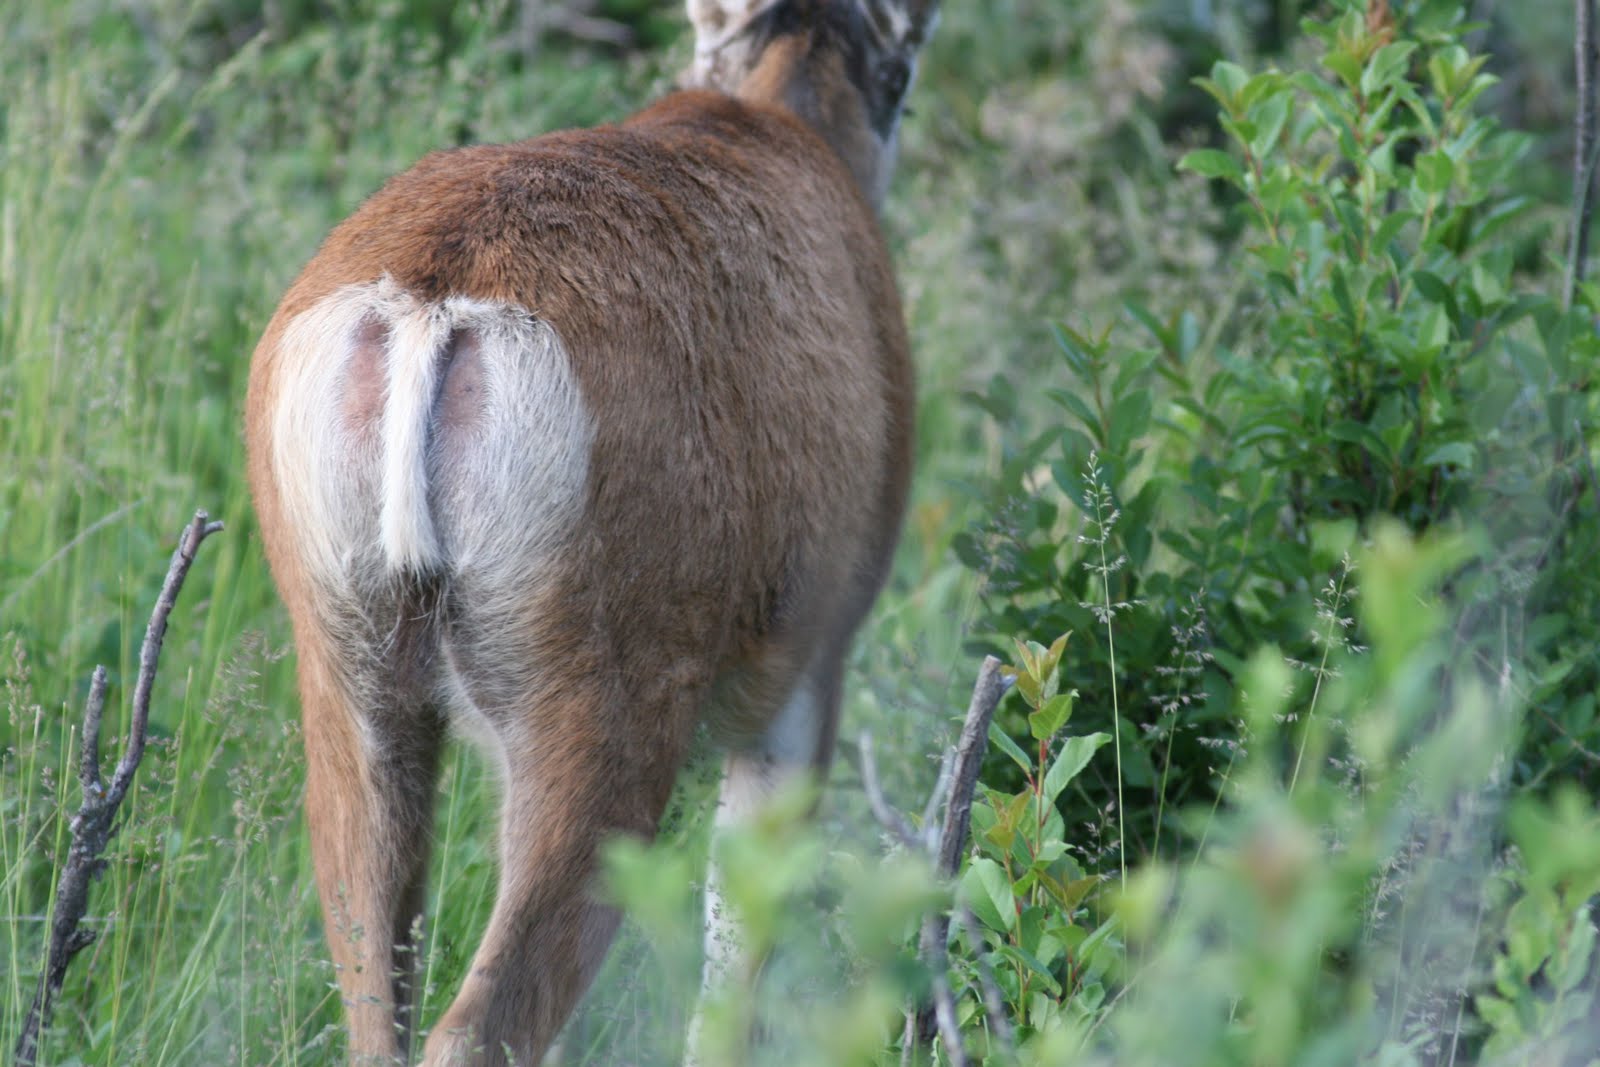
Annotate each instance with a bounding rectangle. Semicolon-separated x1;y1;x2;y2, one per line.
245;1;938;1063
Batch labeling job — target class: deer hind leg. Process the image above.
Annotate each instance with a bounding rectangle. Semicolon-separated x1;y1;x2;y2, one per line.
686;649;845;1067
297;600;446;1066
419;609;701;1067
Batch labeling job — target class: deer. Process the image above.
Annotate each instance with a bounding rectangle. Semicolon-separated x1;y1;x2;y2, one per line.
244;0;939;1062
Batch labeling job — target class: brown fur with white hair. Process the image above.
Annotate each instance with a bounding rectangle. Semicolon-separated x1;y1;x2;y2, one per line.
245;1;939;1062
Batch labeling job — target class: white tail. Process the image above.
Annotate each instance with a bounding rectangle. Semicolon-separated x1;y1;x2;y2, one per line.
245;1;938;1063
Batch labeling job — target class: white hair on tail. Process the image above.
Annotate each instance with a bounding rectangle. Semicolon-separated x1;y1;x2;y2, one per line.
270;277;594;593
378;289;453;572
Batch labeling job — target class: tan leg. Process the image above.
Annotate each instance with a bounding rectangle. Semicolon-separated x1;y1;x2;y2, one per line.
421;680;694;1067
300;641;444;1065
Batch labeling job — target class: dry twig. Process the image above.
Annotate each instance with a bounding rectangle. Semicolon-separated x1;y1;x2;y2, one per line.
860;656;1012;1066
914;656;1011;1052
13;511;224;1067
1569;0;1600;307
861;731;920;850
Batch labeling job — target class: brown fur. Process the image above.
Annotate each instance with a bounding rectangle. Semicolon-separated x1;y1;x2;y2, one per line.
246;7;920;1065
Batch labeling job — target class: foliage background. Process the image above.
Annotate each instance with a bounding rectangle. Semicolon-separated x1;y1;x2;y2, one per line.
2;0;1596;1064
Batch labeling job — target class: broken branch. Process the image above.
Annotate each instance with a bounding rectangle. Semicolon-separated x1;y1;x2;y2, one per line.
14;510;223;1067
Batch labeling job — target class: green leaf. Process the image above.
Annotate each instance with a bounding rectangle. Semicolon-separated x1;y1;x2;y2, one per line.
1419;299;1451;351
1413;270;1459;319
1196;61;1250;111
1248;92;1291;159
1109;389;1153;455
1014;638;1042;681
1029;691;1077;742
982;813;1017;856
1415;149;1454;196
1328;420;1393;469
1014;669;1041;708
1456;71;1500;112
1421;441;1475;472
1413;0;1463;34
1361;42;1417;98
1032;869;1099;917
1466;195;1534;250
1556;909;1596;994
963;857;1016;933
1047;387;1100;434
1475;993;1522;1041
988;721;1033;774
1322;49;1362;91
1178;148;1244;185
1043;732;1112;805
1426;45;1471;100
1075;916;1120;970
1041;631;1071;682
1330;266;1356;323
1371;210;1414;255
1034;839;1070;866
983;791;1031;858
996;942;1063;995
1051;323;1095;377
1060;874;1101;913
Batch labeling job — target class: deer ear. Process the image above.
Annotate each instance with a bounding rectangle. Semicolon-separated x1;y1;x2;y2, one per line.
859;0;941;48
685;0;769;47
904;0;940;37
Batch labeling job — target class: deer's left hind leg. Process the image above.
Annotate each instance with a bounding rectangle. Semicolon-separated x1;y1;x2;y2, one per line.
297;625;446;1066
421;671;697;1067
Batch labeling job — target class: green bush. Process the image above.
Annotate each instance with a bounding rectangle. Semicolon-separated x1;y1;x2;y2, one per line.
929;1;1600;1062
958;0;1599;868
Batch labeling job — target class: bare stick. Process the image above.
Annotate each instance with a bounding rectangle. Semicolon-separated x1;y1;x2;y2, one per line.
860;731;920;850
863;657;1012;1063
545;8;635;47
77;668;108;797
1569;0;1599;306
927;944;967;1067
919;748;955;853
14;511;224;1067
897;927;968;1067
861;731;966;1066
108;512;224;806
914;656;1011;1047
937;657;1010;879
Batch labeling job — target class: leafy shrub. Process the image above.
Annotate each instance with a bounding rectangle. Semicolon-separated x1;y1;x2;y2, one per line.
924;1;1600;1061
957;0;1600;869
957;636;1116;1047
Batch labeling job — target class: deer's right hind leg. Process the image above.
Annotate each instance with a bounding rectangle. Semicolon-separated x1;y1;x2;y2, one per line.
298;627;446;1065
686;650;845;1067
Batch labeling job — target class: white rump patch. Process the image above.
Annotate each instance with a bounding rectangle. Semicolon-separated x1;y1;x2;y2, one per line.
270;276;593;590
